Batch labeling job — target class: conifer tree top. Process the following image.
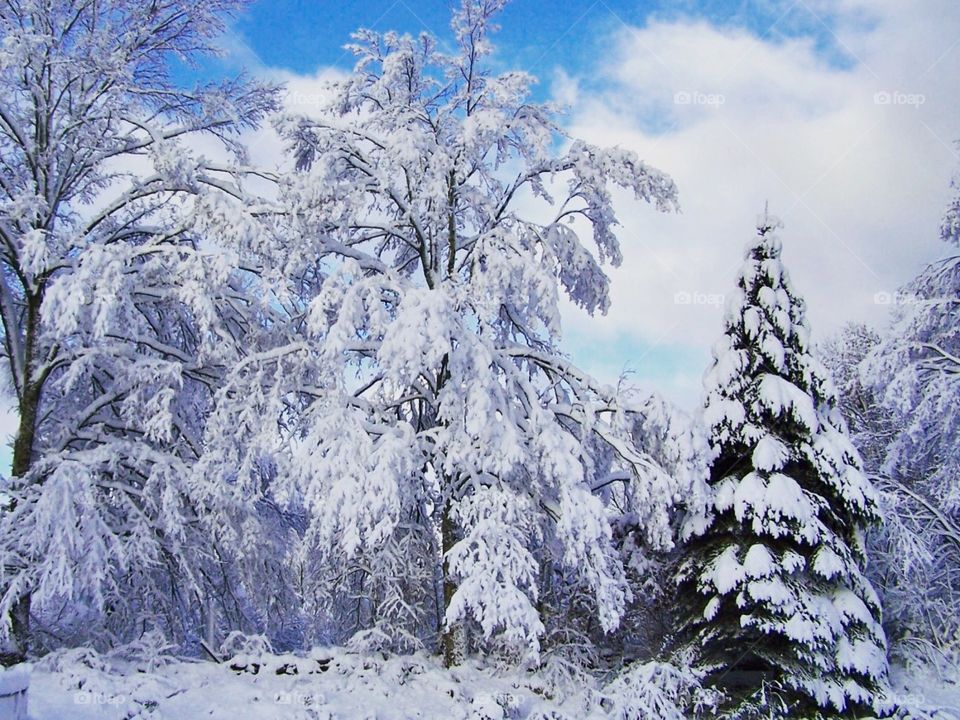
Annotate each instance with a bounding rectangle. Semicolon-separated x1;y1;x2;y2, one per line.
697;215;880;542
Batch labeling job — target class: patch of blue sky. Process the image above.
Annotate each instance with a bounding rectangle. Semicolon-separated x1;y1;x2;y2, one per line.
647;0;870;70
562;324;710;408
175;0;863;91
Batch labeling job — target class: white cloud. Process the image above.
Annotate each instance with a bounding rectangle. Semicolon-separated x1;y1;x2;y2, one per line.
551;1;960;407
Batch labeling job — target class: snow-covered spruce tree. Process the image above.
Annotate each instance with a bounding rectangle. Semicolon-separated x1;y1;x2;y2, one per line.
676;214;889;718
201;0;682;666
0;0;278;663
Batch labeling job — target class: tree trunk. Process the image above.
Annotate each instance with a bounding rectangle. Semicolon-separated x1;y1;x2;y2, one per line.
203;592;216;651
2;596;30;667
440;500;466;668
434;358;466;668
2;300;41;666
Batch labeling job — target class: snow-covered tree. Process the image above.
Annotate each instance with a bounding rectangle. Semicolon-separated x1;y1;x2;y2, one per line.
822;326;935;665
858;170;960;665
200;0;683;666
865;265;960;517
820;324;892;476
595;390;712;665
0;0;278;664
676;214;889;718
941;149;960;246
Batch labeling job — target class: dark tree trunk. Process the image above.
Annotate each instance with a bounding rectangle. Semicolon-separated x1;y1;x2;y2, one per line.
440;499;465;668
2;298;42;666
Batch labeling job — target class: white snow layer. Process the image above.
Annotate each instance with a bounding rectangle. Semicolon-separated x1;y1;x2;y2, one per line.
23;646;703;720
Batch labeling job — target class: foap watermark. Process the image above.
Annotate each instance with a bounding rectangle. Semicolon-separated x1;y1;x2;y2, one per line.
73;690;126;706
675;290;725;307
873;90;925;107
674;90;725;107
285;90;326;110
897;691;928;707
277;690;323;706
873;290;924;306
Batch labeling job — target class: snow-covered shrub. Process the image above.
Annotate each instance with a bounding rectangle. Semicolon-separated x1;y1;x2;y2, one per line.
534;651;600;714
600;660;701;720
105;631;179;672
219;632;275;670
300;521;437;655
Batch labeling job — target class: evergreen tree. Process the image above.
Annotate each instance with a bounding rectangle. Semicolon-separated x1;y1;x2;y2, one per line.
676;213;889;718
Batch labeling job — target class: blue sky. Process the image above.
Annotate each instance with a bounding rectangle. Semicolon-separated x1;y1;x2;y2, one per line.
207;0;859;91
205;0;943;399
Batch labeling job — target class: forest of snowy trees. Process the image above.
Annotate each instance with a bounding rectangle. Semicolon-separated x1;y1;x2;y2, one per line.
0;1;957;718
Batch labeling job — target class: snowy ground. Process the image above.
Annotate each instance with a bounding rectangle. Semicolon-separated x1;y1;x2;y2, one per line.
888;664;960;720
11;644;960;719
21;645;631;720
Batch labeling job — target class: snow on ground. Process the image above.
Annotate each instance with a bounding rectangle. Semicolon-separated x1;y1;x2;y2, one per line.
28;653;532;719
20;643;684;720
13;642;960;719
889;663;960;720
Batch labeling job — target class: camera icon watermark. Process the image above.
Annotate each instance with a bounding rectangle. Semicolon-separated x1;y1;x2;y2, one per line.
873;90;925;107
674;290;725;307
674;90;725;107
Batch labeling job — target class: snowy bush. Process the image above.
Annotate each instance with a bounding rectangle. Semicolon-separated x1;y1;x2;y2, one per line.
21;647;725;719
601;660;704;720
